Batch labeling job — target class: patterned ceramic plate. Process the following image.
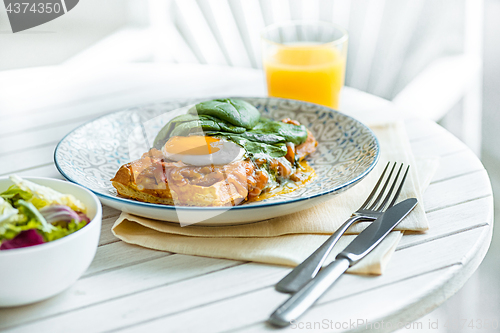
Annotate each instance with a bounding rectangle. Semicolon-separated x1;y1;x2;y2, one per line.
54;97;379;226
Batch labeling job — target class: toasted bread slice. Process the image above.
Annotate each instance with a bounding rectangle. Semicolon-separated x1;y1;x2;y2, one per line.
111;156;251;207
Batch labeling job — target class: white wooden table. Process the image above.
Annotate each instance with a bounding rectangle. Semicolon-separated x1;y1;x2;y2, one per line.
0;64;493;333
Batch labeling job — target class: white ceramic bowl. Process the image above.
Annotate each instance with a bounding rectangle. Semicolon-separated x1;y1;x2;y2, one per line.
0;177;102;307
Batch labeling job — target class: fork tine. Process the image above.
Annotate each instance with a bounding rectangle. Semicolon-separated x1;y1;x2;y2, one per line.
358;162;390;210
375;163;404;211
367;162;397;210
388;165;410;208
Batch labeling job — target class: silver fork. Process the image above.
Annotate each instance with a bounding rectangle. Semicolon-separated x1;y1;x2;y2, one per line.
275;162;410;294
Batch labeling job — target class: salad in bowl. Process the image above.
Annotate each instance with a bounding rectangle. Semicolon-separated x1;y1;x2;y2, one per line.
0;175;90;250
0;176;102;307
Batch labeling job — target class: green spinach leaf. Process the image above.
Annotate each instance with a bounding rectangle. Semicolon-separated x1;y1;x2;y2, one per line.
192;99;260;129
206;132;288;158
249;118;308;145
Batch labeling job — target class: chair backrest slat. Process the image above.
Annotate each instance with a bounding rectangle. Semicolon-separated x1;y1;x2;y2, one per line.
348;0;387;93
148;0;198;63
173;0;228;65
368;0;426;97
331;0;351;30
269;0;292;23
165;24;200;64
201;0;253;67
287;0;320;21
147;0;468;99
258;0;273;26
229;0;266;68
382;0;465;98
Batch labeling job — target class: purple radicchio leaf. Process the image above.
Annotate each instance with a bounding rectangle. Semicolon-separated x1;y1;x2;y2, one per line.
76;211;90;224
0;229;45;250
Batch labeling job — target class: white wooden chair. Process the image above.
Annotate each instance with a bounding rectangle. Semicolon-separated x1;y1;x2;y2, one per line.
65;0;483;155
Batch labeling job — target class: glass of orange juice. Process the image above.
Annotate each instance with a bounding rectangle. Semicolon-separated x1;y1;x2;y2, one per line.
262;21;348;109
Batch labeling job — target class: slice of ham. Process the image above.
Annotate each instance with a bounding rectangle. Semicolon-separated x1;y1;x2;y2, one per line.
281;118;318;161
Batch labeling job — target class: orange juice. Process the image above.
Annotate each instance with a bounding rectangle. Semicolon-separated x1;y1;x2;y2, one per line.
264;44;346;109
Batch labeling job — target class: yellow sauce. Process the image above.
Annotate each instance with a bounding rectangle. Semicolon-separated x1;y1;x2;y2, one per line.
250;160;316;202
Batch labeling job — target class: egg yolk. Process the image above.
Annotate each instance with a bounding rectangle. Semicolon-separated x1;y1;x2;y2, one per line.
164;136;221;155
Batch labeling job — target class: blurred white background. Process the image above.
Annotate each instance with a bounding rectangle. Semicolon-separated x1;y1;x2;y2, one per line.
0;1;498;331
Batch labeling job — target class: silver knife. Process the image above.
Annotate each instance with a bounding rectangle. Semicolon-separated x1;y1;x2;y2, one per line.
268;198;418;327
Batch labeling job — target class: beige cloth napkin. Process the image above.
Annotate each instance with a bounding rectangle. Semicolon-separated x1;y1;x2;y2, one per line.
112;122;439;275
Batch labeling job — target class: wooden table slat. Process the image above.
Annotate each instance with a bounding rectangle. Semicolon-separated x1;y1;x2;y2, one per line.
0;255;243;330
0;225;489;332
236;266;462;333
4;163;63;179
115;227;488;333
429;149;485;184
399;195;493;250
423;170;491;212
83;242;171;278
0;145;55;176
409;128;468;158
99;216;121;246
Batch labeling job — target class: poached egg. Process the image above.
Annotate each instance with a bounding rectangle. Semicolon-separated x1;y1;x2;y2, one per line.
162;136;245;166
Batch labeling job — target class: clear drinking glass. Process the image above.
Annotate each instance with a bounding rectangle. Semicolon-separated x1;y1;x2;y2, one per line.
262;21;348;109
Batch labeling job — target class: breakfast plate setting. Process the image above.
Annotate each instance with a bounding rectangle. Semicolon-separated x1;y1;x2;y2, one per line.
0;4;494;328
54;97;379;225
46;94;438;326
0;64;492;333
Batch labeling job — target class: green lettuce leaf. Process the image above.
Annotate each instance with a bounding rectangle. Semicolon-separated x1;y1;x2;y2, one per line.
43;220;88;242
0;219;87;245
0;186;32;206
0;219;40;242
9;175;87;213
16;200;55;233
0;197;22;237
0;197;19;224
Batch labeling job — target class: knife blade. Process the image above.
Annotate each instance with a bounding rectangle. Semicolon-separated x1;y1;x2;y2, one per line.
268;198;418;327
